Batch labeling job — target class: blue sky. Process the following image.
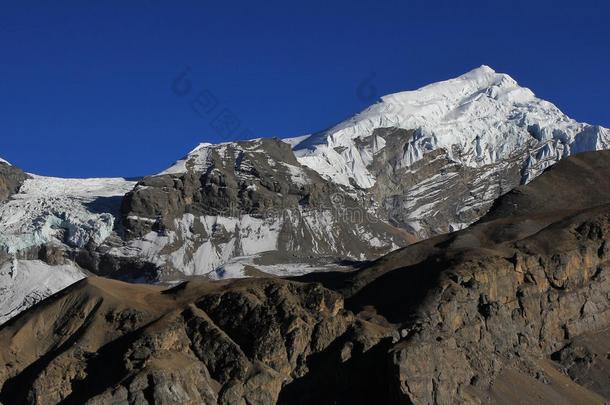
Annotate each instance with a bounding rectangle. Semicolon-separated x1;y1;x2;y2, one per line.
1;0;609;177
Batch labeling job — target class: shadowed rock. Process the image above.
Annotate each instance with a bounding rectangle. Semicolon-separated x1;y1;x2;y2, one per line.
0;162;29;202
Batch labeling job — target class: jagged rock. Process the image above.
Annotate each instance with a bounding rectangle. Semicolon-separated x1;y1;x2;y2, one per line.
0;162;28;202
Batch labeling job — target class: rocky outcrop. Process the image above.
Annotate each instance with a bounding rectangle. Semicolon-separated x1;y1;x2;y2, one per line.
379;209;610;403
118;138;410;277
367;127;523;235
0;162;28;202
122;138;352;239
123;138;332;236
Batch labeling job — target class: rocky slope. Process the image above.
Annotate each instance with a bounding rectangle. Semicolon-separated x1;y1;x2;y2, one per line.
1;65;609;325
1;151;610;404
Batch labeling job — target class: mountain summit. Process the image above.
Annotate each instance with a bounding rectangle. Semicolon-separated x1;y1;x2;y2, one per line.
292;65;609;188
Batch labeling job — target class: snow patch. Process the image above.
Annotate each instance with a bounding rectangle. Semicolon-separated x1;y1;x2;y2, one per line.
279;162;310;186
282;134;312;148
0;260;85;325
115;213;283;276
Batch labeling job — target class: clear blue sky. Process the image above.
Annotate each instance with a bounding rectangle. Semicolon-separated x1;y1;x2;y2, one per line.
2;0;609;178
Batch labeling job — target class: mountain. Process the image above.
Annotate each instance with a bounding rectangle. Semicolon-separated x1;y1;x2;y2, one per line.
1;151;610;404
118;65;609;277
294;65;602;187
0;65;609;325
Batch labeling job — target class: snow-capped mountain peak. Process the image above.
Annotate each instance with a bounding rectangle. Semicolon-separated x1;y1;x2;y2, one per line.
292;65;609;188
377;65;533;113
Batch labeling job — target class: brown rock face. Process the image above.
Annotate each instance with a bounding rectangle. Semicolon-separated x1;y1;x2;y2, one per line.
0;277;365;404
0;162;29;202
2;152;610;404
377;210;610;404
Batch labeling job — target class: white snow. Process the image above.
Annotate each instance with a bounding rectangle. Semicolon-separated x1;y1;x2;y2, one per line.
0;175;135;325
115;206;400;278
0;175;136;254
0;157;10;165
157;143;214;175
0;259;85;325
210;255;251;279
158;157;187;175
279;162;309;186
157;140;267;176
292;65;610;188
115;213;284;276
282;134;312;148
209;254;352;279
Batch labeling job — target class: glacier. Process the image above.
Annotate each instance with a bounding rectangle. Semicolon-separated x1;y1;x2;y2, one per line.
0;175;135;324
0;175;136;255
